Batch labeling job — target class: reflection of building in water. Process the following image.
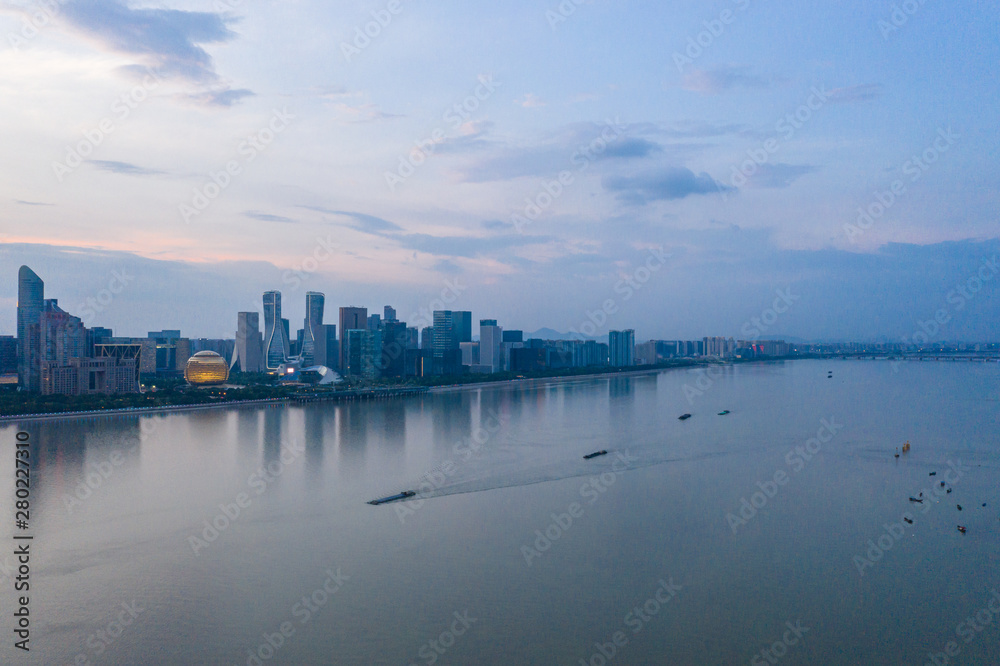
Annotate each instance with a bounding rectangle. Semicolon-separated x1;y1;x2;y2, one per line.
303;406;327;470
337;403;369;469
237;409;261;453
262;407;285;465
432;391;473;452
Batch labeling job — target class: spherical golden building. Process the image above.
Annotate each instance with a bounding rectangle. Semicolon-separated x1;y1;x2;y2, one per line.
184;351;230;386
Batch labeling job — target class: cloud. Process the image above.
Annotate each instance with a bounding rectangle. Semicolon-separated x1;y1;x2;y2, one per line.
298;207;403;233
184;88;255;107
603;168;732;204
58;0;250;103
827;84;883;104
392;232;550;258
742;163;819;189
517;93;546;108
88;160;164;176
328;102;402;123
598;137;662;159
681;65;772;94
244;211;295;223
15;200;54;206
454;122;646;182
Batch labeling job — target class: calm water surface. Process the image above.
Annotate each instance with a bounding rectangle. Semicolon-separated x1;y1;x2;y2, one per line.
1;359;999;665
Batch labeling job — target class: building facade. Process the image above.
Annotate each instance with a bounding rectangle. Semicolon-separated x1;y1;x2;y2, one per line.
263;291;290;371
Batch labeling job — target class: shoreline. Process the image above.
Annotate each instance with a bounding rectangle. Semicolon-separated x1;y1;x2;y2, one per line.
2;354;995;424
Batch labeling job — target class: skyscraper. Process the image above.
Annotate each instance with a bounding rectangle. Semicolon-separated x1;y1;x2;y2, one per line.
262;291;290;371
384;305;397;322
479;319;502;372
433;310;463;375
17;265;44;391
608;330;635;367
300;292;325;365
453;311;473;343
379;320;407;378
231;312;263;372
339;307;367;370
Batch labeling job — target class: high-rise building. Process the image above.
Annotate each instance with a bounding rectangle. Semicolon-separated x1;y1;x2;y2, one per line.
17;265;44;391
345;328;381;379
263;291;290;371
312;324;338;369
40;300;86;367
479;320;502;372
608;330;635;367
0;336;16;374
339;307;367;370
502;330;523;343
300;292;325;366
367;314;381;330
453;311;472;343
460;341;479;366
405;327;419;349
379;321;407;378
420;326;433;350
384;305;397;322
433;310;463;375
231;312;264;373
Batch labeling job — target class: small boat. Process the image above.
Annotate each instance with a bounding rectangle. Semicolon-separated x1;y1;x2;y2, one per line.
904;517;913;524
583;450;608;460
957;505;963;511
957;525;967;534
901;441;911;453
717;410;730;416
908;497;924;503
929;472;937;476
678;414;692;420
368;490;416;505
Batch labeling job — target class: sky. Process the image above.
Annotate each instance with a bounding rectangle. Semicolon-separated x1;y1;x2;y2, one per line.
1;0;998;341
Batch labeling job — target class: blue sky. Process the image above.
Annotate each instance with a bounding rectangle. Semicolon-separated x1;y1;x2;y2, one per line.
1;0;997;341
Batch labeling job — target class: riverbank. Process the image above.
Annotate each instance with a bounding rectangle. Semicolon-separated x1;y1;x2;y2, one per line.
3;353;992;424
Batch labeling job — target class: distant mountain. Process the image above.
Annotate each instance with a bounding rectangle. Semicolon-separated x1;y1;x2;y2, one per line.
525;328;596;341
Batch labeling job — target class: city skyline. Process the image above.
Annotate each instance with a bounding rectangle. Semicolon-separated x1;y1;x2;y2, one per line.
1;1;998;343
3;252;999;345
